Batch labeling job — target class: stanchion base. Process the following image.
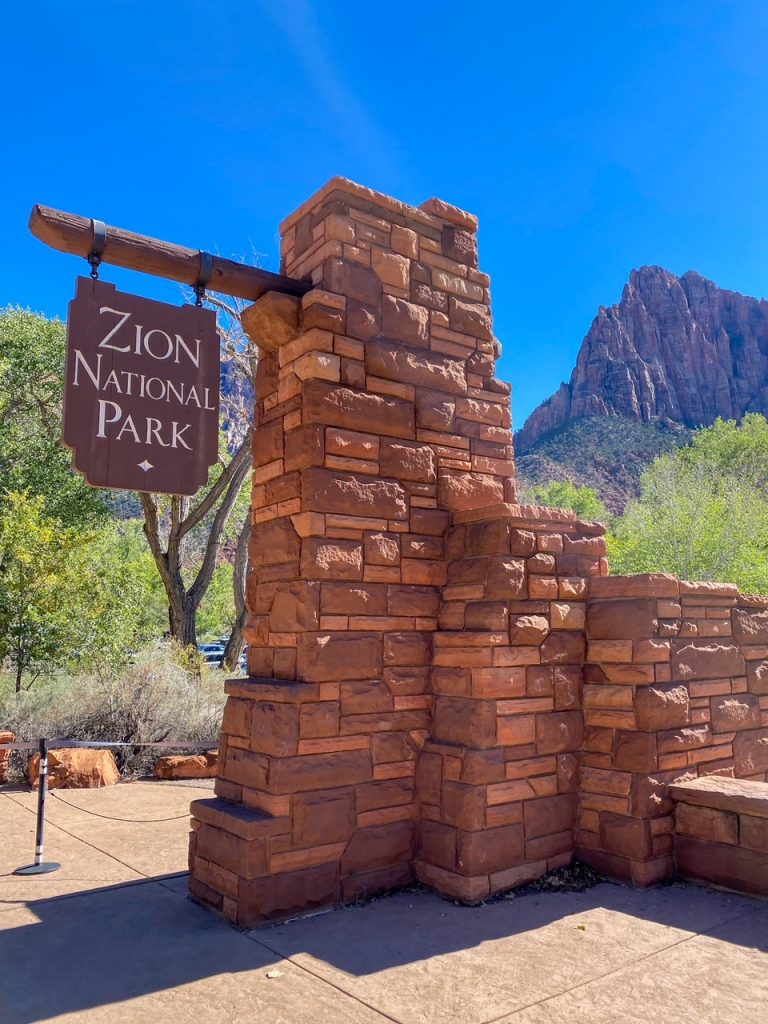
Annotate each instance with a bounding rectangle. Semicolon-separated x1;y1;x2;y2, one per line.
14;863;61;875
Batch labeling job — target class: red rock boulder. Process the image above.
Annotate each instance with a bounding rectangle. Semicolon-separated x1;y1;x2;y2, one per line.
28;748;120;789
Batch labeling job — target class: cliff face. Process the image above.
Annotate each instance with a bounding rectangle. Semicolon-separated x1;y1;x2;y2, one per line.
516;267;768;451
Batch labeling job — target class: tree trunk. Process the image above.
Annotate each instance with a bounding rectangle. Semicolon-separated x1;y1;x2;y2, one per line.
15;662;23;694
170;597;198;649
223;511;249;672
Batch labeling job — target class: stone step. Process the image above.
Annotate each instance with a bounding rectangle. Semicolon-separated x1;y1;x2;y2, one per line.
190;797;290;840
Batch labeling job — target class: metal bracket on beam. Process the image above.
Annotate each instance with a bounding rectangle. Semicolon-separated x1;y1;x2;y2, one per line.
87;219;107;279
194;251;214;306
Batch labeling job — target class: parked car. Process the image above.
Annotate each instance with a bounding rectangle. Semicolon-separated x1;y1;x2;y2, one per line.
198;643;225;655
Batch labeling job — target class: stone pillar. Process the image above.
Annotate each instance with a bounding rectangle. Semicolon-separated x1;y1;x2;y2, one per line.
189;178;520;925
415;506;604;902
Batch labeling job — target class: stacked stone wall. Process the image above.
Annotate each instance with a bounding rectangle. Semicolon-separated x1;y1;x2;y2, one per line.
577;574;768;884
189;178;768;927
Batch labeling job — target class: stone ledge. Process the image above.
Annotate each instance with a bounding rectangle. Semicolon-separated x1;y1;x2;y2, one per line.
190;797;291;840
669;776;768;819
589;573;680;600
451;503;606;536
224;678;329;702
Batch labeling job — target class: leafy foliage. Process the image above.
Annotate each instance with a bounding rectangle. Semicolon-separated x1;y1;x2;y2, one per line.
0;493;162;690
0;308;109;528
521;479;610;522
608;415;768;593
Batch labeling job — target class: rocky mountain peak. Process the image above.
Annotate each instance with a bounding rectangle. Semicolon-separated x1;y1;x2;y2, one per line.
516;266;768;451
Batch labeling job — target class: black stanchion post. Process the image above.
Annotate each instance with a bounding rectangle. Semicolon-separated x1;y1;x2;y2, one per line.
14;738;61;876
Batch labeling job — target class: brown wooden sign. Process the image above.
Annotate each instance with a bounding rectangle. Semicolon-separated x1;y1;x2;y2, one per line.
63;277;220;496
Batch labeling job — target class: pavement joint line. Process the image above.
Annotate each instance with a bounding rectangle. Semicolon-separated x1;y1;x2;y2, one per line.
1;789;186;886
0;875;169;911
248;930;406;1024
479;904;766;1023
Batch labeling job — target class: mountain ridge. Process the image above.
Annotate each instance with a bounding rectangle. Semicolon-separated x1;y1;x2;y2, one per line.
516;266;768;452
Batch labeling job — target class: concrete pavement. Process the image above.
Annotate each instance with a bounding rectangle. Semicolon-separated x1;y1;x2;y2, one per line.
1;782;766;1024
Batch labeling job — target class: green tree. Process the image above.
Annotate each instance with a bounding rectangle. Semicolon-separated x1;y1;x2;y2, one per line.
609;416;768;593
0;493;163;691
0;308;108;528
523;479;610;522
0;305;252;665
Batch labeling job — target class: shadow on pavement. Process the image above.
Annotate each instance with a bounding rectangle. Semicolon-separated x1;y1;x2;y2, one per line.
1;875;765;1024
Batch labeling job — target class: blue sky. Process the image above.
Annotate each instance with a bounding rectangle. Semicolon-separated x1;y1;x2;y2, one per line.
2;1;766;427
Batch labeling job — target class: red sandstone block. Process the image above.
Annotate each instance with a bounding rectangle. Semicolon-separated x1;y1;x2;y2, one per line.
441;781;487;830
675;802;738;844
675;835;768;897
486;802;524;827
523;793;577;839
688;742;733;765
269;749;372;794
580;767;632;797
433;647;492;668
536;711;583;754
456;824;524;875
583;684;634;709
195;824;269;880
462;748;506;784
297;632;382;681
587;599;658;640
497;698;553;714
671;641;745;681
741;814;768;851
493;647;542;667
383;632;431;667
471;667;526;698
414;860;490;903
589;574;679;600
688;678;732;697
237;862;341;926
710;693;761;732
489;860;548;893
374;761;415;780
340;710;429;735
527;576;559;599
634;683;690;731
387;667;430;700
584;709;637;729
222;698;252;738
525;830;572;861
614;733;663;770
497;714;536;747
297;735;370;754
600;814;652;860
550;602;585;630
357;805;416;827
418;820;457;871
587;640;633;663
602;663;655;685
579;792;631;815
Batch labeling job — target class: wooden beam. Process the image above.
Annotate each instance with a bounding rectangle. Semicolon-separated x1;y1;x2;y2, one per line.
28;205;312;303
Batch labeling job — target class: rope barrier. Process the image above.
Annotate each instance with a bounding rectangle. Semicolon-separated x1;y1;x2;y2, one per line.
0;739;217;751
6;737;218;874
48;791;191;823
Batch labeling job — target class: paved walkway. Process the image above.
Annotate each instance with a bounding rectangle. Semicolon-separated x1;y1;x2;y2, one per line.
1;782;766;1023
